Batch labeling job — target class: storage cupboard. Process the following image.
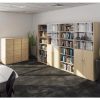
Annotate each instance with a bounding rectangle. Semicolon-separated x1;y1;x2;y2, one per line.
1;38;29;64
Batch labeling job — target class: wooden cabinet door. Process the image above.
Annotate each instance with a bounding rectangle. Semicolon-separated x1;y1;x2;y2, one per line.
74;49;85;78
14;39;21;50
53;47;60;68
6;39;14;64
47;44;53;66
83;50;94;80
22;38;28;49
13;39;21;63
21;38;29;61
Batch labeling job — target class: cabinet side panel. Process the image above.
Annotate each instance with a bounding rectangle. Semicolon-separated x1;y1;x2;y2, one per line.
53;46;60;68
47;44;53;66
93;22;100;80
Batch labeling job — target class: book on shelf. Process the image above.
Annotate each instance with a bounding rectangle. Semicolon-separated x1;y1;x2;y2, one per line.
69;48;74;56
63;48;66;54
60;62;74;72
66;64;71;71
63;55;66;62
66;49;69;55
70;42;73;48
63;64;66;70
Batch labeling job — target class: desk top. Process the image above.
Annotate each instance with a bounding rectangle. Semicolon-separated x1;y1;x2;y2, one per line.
0;64;18;83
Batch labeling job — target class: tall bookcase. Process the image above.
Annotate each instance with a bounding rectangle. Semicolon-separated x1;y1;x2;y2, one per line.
38;22;100;81
59;24;74;73
38;25;47;64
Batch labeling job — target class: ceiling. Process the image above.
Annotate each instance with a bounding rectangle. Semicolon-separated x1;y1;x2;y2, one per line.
0;3;91;14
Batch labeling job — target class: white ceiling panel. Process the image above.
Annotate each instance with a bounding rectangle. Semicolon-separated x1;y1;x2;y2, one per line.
0;3;92;14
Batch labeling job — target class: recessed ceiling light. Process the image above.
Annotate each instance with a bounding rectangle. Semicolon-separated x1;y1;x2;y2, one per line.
52;3;64;7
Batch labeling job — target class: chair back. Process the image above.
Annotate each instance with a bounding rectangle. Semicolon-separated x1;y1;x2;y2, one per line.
6;71;16;97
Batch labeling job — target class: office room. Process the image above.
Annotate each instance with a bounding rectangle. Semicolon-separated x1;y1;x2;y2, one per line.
0;0;100;98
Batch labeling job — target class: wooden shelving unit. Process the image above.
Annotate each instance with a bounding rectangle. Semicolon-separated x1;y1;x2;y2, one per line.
38;25;47;64
37;22;100;81
59;24;74;73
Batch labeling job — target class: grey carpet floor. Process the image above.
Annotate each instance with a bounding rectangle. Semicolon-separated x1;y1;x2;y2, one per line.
8;62;100;97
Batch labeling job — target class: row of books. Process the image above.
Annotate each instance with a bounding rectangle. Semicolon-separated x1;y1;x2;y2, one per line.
40;55;47;63
74;41;93;50
60;24;73;31
60;40;73;48
60;55;74;64
39;50;47;57
61;48;74;56
60;63;74;72
61;32;74;39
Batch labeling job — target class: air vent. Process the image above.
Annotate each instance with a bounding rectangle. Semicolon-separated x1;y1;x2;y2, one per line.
52;3;64;7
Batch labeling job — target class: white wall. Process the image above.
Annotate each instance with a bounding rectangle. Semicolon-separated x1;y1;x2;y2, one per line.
0;12;33;59
0;12;33;37
32;3;100;33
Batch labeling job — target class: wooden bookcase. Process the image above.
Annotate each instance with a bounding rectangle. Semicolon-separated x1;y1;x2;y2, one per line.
59;24;74;73
37;22;100;81
38;25;47;64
